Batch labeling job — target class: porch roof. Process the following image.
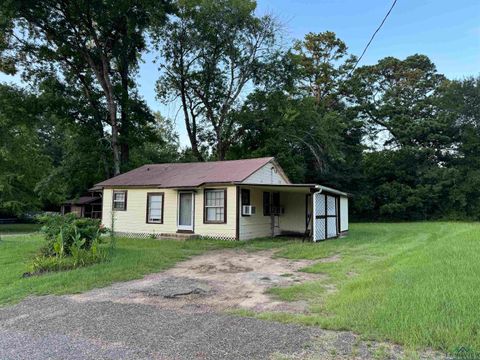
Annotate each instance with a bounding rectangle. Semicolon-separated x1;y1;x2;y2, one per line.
237;183;348;196
62;196;101;205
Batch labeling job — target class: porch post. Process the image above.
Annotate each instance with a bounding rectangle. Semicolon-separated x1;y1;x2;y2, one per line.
270;192;275;237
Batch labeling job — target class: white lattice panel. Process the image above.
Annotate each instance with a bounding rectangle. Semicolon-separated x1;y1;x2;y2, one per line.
315;218;326;241
327;217;337;238
113;231;237;241
327;196;336;216
315;194;325;216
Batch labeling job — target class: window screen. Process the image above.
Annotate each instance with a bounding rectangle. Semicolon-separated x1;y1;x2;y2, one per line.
204;189;226;223
241;189;250;206
112;191;127;211
147;193;164;223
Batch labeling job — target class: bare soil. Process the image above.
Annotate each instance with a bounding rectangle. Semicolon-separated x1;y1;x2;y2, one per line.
72;249;325;313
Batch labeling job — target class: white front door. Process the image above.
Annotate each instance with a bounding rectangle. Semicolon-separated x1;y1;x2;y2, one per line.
177;191;194;231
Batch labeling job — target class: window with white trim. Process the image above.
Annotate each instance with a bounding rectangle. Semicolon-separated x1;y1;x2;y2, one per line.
147;193;164;223
112;191;127;211
204;189;226;223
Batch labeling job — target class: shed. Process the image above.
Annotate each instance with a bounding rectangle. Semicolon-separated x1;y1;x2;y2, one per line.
61;195;103;219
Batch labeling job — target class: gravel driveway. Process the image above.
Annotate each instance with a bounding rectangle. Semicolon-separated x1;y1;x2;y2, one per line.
0;296;319;360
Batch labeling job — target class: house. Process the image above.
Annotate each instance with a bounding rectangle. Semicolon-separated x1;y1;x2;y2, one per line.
61;194;103;219
94;157;349;241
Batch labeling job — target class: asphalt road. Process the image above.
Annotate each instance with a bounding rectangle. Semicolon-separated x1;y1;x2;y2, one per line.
0;296;316;360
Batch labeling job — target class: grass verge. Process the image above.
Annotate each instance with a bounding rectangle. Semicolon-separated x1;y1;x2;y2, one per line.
0;223;41;234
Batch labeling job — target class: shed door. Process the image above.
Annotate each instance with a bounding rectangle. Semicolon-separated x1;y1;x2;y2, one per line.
313;192;338;241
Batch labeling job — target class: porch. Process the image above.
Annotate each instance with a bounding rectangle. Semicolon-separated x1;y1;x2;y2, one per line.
237;184;348;241
61;195;103;219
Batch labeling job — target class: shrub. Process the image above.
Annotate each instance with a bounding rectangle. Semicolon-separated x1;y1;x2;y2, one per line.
30;245;107;275
30;255;72;274
26;214;111;276
37;213;107;256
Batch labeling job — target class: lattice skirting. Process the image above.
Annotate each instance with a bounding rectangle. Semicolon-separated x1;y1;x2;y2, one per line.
113;231;237;241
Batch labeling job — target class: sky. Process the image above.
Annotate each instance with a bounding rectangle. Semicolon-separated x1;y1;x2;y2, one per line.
1;0;479;145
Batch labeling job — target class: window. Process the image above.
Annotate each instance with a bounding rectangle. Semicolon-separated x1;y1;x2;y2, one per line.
204;189;226;223
241;189;250;206
263;192;270;216
263;192;280;216
241;189;251;216
112;191;127;211
272;192;280;214
147;193;164;224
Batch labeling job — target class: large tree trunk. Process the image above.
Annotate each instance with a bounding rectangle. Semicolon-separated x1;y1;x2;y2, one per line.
86;52;121;176
109;106;121;176
181;96;202;161
190;139;203;161
119;19;130;168
217;139;226;160
179;80;204;161
120;58;129;168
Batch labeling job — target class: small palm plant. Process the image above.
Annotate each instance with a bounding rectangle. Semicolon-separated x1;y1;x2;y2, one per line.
70;227;86;267
52;229;65;258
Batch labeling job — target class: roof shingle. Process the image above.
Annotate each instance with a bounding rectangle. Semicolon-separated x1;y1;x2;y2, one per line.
95;157;275;188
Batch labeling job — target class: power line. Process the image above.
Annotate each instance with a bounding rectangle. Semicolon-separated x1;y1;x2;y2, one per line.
349;0;398;75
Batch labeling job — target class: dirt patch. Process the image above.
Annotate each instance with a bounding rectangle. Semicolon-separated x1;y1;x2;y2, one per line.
318;254;341;263
71;249;325;313
191;261;253;273
323;284;337;295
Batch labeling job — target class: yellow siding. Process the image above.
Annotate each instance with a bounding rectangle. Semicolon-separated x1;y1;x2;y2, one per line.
279;192;307;234
102;185;315;240
239;186;309;240
239;186;272;240
195;186;237;238
102;186;237;239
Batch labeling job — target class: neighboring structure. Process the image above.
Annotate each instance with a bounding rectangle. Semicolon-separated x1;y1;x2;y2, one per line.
61;195;102;219
94;157;349;241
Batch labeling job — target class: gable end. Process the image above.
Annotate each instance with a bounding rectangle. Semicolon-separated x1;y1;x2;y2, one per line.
241;160;290;185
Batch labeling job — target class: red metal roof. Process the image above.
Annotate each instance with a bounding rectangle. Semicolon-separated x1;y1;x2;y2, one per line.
95;157;275;188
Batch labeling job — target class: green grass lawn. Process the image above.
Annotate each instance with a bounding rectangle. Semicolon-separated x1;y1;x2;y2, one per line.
1;222;479;354
259;222;480;354
0;223;41;234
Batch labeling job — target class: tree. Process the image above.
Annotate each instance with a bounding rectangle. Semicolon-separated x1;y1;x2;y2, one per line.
348;55;450;151
0;0;172;175
438;77;480;219
0;84;51;215
129;112;181;167
156;0;277;160
346;57;480;221
292;31;355;107
232;31;363;190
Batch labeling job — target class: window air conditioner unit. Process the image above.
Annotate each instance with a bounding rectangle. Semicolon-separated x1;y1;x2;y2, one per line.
242;205;256;216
